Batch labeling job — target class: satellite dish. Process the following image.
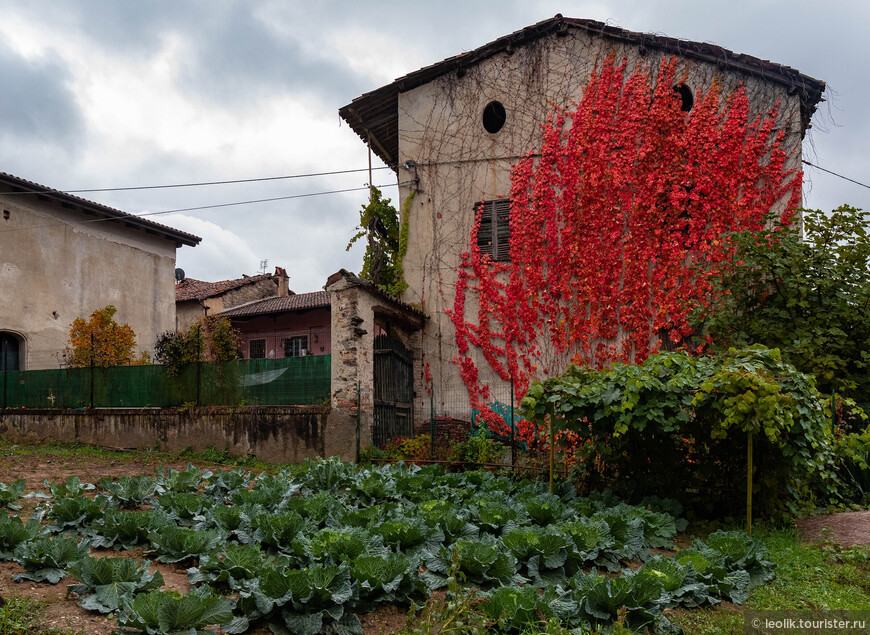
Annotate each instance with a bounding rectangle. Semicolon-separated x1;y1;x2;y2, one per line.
175;268;185;282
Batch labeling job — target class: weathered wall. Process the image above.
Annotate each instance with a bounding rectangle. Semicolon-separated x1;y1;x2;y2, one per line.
395;29;808;416
328;279;374;454
0;196;180;370
0;405;354;462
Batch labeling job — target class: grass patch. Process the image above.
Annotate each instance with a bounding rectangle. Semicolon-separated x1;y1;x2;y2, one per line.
0;595;82;635
671;525;870;633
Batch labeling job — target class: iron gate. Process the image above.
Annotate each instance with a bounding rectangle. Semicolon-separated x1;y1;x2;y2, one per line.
373;334;414;447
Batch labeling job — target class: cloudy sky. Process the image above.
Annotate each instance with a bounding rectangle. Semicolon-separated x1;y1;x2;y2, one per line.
0;1;867;292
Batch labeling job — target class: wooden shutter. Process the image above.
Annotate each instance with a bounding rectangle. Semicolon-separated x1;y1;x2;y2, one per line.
475;200;511;261
493;199;511;261
476;201;494;257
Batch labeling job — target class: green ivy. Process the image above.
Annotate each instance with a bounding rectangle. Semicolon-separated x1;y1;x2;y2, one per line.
347;187;415;297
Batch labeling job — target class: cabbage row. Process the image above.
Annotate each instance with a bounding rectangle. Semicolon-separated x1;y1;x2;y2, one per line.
0;459;776;634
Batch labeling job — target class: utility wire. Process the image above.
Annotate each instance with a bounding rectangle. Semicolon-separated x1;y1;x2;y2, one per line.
0;166;392;196
0;182;404;235
803;160;870;191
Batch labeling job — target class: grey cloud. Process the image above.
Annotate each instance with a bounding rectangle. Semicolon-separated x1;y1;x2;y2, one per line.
0;42;84;147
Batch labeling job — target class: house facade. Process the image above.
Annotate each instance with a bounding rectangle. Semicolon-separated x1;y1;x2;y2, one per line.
175;267;290;332
0;171;199;370
216;291;332;360
340;15;826;421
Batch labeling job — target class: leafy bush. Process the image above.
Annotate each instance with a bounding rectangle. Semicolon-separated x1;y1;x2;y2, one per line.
450;435;505;465
521;347;839;516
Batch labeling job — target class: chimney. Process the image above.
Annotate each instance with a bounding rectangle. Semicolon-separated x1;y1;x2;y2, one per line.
274;266;290;297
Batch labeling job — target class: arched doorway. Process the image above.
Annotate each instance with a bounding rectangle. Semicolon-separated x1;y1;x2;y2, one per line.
0;332;22;371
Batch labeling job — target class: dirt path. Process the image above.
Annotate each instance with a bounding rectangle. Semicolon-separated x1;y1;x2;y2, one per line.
796;510;870;547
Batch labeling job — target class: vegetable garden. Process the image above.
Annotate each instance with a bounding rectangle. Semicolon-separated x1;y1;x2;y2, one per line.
0;458;779;634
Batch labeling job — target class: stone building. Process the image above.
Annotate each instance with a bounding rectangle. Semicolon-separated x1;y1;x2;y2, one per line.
340;15;827;422
0;171;199;371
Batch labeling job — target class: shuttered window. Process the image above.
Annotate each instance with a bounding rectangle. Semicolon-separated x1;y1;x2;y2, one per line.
475;199;511;261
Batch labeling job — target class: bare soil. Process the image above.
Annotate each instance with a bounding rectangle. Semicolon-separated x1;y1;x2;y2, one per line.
796;510;870;547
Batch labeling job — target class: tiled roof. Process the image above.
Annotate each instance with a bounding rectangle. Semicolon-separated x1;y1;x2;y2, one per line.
216;291;330;317
0;171;200;247
339;15;826;169
175;274;276;302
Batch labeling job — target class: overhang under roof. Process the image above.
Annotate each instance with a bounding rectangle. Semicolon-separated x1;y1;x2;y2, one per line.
339;15;826;171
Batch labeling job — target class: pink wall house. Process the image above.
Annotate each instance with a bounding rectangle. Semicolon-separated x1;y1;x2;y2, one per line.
216;292;331;359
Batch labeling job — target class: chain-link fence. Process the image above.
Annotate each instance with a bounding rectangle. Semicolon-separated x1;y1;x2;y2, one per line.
1;355;330;408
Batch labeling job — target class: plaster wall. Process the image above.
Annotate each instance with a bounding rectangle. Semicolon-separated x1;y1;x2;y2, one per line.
233;308;331;358
395;30;808;416
0;195;180;370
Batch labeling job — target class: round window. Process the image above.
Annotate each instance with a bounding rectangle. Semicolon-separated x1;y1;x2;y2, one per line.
482;101;506;134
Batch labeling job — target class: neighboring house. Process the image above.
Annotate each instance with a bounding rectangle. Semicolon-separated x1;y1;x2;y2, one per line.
216;291;331;360
174;267;290;332
211;269;426;447
0;171;200;371
339;15;826;420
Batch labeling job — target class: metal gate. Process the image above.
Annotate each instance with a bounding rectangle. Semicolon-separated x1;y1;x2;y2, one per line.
373;334;414;447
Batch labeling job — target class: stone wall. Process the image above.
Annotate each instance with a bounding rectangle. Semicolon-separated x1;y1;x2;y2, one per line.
0;405;347;462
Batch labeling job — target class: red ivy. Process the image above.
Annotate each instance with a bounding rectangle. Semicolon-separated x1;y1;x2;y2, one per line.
449;57;801;408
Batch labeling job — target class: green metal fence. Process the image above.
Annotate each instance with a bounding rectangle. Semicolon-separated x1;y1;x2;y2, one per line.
1;355;331;408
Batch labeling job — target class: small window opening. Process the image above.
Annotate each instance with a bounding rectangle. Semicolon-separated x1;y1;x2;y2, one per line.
249;339;266;359
673;84;693;112
2;210;9;221
482;101;506;134
282;335;309;357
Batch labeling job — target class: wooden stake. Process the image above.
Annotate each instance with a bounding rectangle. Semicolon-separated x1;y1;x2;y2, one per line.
747;430;753;536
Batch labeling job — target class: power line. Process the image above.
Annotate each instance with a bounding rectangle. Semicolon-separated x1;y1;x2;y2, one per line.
0;166;393;196
803;160;870;191
0;182;403;235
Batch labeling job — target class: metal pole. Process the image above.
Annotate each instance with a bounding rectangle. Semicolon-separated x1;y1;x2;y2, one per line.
196;336;202;405
2;370;6;410
356;381;361;463
90;332;95;408
510;372;516;470
430;380;435;460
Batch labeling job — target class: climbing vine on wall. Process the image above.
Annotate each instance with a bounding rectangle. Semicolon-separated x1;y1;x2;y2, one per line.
347;187;416;297
449;56;802;408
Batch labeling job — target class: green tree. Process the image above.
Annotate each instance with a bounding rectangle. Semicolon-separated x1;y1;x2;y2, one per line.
698;205;870;399
154;316;240;374
346;186;414;297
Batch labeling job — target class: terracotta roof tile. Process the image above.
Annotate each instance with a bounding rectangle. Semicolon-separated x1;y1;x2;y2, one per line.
175;274;277;302
216;291;330;317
